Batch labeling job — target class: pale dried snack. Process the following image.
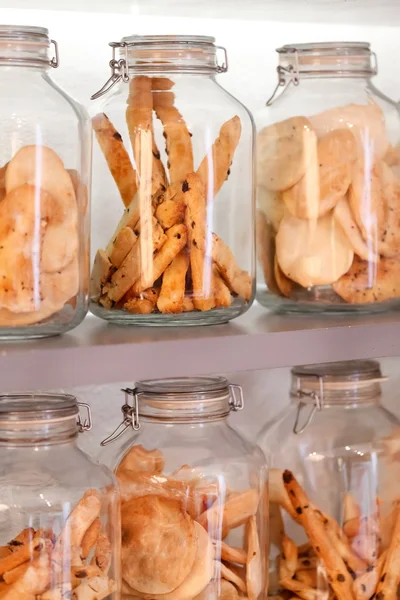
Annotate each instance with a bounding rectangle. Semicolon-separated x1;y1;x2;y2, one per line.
197;489;259;537
157;249;190;314
219;580;240;600
333;255;400;303
0;162;7;201
56;489;101;550
384;143;400;167
333;196;379;263
91;250;113;298
310;101;389;162
282;135;319;220
116;444;165;475
72;576;116;600
349;162;387;245
219;563;247;594
377;162;400;257
246;517;262;600
257;116;317;192
276;211;354;288
274;257;293;299
81;519;101;561
1;542;52;600
279;535;298;579
256;211;279;295
121;495;197;594
212;234;252;302
110;227;137;269
258;187;284;232
217;541;247;565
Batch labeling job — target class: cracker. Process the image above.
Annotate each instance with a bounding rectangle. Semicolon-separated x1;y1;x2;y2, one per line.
332;254;400;303
257;116;317;192
334;195;379;263
212;233;252;302
92;531;112;574
385;143;400;167
110;227;138;268
92;113;137;208
72;576;116;600
258;186;284;232
349;162;387;246
256;210;279;294
157;249;189;314
153;90;194;184
197;116;242;200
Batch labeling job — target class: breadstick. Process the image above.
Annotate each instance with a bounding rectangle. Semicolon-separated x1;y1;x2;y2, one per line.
124;298;155;314
152;77;175;91
8;528;35;550
56;490;101;550
283;471;354;600
3;561;31;584
212;233;252;301
343;494;361;531
219;563;247;594
219;541;247;565
110;227;137;268
81;517;101;560
213;267;232;308
353;551;386;600
246;516;262;600
130;223;188;294
325;519;367;573
280;535;298;579
126;76;167;195
182;174;214;311
269;469;300;522
374;505;400;600
197;116;242;200
91;531;112;574
279;577;325;600
153;90;194;184
156;198;186;229
157;249;189;314
1;541;52;599
182;296;194;312
92;113;137;208
0;537;44;576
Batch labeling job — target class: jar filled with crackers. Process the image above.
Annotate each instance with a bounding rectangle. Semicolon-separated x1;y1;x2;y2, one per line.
0;393;120;600
101;377;268;600
256;42;400;313
90;35;255;325
258;360;400;600
0;25;91;338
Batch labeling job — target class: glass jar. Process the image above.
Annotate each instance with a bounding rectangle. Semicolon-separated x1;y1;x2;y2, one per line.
258;360;400;600
256;42;400;314
90;35;255;326
0;393;120;599
0;25;91;338
101;377;267;600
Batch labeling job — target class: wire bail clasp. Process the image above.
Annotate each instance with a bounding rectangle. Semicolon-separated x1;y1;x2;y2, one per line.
50;39;59;68
229;384;244;412
91;42;130;100
215;45;228;73
266;49;300;106
77;402;92;433
100;388;141;446
293;375;324;435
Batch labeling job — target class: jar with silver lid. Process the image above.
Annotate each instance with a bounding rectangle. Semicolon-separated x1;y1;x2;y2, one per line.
258;360;400;600
255;42;400;314
0;393;120;599
101;377;267;600
0;25;91;338
90;35;255;326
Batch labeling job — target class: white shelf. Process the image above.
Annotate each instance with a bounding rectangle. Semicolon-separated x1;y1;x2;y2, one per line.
2;304;400;393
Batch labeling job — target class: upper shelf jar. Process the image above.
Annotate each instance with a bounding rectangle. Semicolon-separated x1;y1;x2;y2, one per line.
90;35;255;326
0;25;91;338
256;42;400;314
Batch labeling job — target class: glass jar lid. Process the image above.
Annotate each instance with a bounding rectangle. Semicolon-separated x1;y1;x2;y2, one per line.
0;25;58;68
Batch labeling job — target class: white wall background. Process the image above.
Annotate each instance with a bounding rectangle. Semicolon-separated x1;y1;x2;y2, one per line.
1;6;400;458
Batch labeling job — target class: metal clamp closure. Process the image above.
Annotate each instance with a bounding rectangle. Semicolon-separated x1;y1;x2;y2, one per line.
266;50;300;106
293;375;323;435
229;384;244;411
50;39;59;68
77;402;92;433
91;42;129;100
215;45;228;73
100;388;140;446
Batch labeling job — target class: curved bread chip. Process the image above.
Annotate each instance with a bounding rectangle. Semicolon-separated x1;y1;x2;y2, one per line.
117;444;165;475
121;495;197;594
246;517;262;600
219;563;247;594
257;116;317;192
274;256;293;298
332;255;400;304
258;186;284;232
197;489;259;537
378;162;400;257
276;211;354;288
349;162;387;246
256;211;279;294
334;196;379;263
217;541;247;565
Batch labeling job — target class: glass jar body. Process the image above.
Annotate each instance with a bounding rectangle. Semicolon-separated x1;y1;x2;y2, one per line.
0;437;120;598
256;75;400;313
102;418;268;599
90;71;255;325
0;65;91;338
258;399;400;596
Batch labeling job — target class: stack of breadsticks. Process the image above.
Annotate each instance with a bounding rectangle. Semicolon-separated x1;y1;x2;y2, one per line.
269;468;400;600
0;490;115;600
257;102;400;305
116;444;263;600
91;76;252;316
0;146;83;326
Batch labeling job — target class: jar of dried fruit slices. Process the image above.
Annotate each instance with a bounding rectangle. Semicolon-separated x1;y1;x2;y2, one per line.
0;393;120;599
258;360;400;600
90;35;255;325
0;25;91;338
101;377;267;600
256;42;400;313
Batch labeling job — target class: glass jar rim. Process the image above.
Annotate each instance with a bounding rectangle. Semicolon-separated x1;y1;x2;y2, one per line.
0;25;50;42
0;24;57;69
277;41;372;55
0;393;79;424
136;376;229;397
120;34;217;46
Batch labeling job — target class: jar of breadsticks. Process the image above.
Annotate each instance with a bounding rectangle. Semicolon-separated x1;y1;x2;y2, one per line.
256;42;400;313
258;360;400;600
0;393;120;600
101;377;268;600
90;35;255;325
0;25;91;338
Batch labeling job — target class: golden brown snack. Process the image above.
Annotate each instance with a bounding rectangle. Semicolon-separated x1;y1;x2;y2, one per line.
256;211;279;294
121;495;197;594
92;113;138;208
3;562;31;585
374;506;400;600
333;255;400;304
0;537;44;576
349;162;387;245
384;143;400;167
110;227;137;269
212;234;252;302
197;489;259;537
124;298;155;314
56;490;101;550
279;535;298;579
269;469;301;521
258;186;284;232
378;162;400;257
157;249;189;314
274;257;293;298
246;517;262;600
80;518;101;561
130;223;188;295
182;296;195;312
279;578;324;600
117;445;165;475
153;90;194;184
197;116;242;200
353;550;386;600
213;267;232;308
219;563;247;594
72;576;116;600
217;541;247;565
276;211;354;288
257;116;317;192
151;77;175;91
156;197;186;229
1;541;52;600
282;471;354;600
333;195;379;263
0;162;8;201
91;531;112;574
90;250;113;298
